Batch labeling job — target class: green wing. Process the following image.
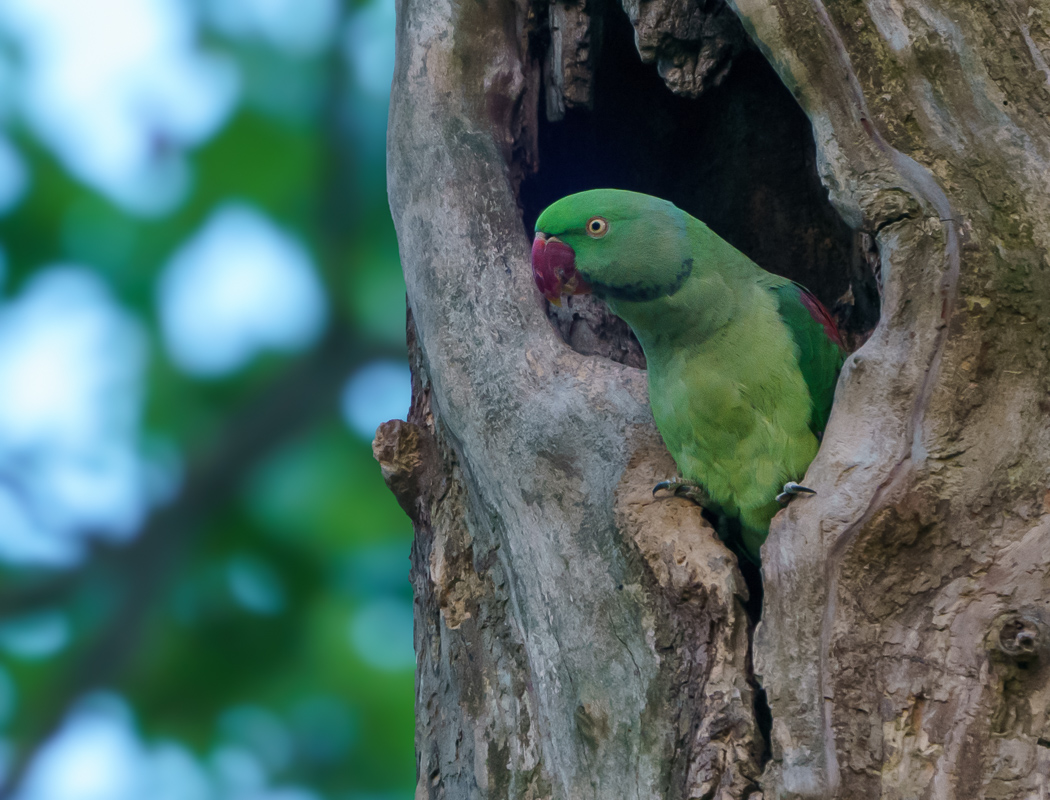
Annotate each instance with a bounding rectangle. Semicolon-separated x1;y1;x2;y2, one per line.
768;280;846;435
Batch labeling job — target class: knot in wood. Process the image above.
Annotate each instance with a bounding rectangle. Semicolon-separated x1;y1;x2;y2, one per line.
372;419;431;521
373;419;423;479
996;612;1042;662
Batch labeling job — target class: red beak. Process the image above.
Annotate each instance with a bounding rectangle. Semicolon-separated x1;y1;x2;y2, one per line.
531;233;591;306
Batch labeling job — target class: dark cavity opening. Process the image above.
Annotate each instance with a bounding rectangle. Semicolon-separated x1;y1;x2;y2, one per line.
520;2;877;766
520;1;880;361
754;686;774;767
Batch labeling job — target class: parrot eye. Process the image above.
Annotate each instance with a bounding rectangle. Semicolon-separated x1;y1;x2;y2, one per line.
586;217;609;238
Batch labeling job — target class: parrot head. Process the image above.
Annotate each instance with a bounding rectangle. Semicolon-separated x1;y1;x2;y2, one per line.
531;189;693;305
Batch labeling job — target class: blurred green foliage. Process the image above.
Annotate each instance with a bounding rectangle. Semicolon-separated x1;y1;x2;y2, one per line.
0;1;414;798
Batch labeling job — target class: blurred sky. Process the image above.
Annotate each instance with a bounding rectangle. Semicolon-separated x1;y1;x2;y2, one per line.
0;0;411;797
0;0;409;568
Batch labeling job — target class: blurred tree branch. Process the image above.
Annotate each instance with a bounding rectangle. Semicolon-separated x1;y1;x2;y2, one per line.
0;326;403;619
0;324;403;799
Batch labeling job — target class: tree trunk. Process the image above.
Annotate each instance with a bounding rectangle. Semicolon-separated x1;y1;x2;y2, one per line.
381;0;1050;797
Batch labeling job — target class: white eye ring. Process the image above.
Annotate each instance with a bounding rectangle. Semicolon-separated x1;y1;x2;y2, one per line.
586;217;609;238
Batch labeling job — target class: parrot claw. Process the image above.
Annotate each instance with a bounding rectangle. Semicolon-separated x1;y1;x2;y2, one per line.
653;477;692;496
652;479;676;495
653;477;712;508
776;481;816;505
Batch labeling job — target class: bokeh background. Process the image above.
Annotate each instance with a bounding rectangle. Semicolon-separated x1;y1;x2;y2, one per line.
0;1;414;798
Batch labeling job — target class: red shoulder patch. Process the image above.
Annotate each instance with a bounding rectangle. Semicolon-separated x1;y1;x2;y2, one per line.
797;286;846;350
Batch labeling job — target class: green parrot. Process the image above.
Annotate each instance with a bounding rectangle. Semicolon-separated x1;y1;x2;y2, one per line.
531;189;845;563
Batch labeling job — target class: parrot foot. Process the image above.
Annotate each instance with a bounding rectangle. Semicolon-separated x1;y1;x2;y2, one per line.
776;481;816;505
653;477;712;507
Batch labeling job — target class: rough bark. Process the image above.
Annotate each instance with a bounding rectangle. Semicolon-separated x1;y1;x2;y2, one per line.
728;0;1050;796
384;0;1050;797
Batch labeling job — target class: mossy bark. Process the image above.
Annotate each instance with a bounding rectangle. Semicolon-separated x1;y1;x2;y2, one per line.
383;0;1050;797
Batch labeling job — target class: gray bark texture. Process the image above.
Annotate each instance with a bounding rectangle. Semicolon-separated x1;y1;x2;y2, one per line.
380;0;1050;797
